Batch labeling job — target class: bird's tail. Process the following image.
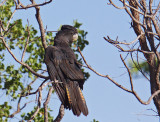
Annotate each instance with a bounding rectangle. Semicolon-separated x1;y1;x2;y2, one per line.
65;81;88;116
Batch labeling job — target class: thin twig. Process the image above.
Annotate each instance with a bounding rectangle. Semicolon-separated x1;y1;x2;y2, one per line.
120;55;134;91
5;4;20;31
44;87;53;122
21;20;30;62
24;79;51;97
122;0;146;29
104;37;154;54
108;0;125;9
28;90;42;122
9;96;22;118
104;33;144;45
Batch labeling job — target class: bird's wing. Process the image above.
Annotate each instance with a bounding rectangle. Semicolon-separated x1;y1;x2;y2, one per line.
59;58;84;81
44;46;88;115
44;46;67;106
46;46;84;81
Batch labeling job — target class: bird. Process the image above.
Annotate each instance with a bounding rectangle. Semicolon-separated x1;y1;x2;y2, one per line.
44;25;88;116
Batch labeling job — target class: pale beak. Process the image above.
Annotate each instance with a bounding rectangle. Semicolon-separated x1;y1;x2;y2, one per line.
73;33;78;41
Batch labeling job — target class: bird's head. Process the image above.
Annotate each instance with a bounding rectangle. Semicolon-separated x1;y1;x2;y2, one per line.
61;25;78;41
54;25;78;46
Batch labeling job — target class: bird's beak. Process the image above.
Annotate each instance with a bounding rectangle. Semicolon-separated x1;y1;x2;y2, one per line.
73;33;78;41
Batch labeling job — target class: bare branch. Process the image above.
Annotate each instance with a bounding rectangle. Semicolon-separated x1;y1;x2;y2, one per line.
123;0;146;29
108;0;147;16
9;97;36;118
30;0;48;49
134;90;160;105
108;0;125;9
78;47;132;93
120;55;134;91
53;104;65;122
15;0;53;10
27;70;47;92
152;16;160;39
24;79;51;97
104;33;144;45
28;90;42;122
120;54;158;104
44;87;53;122
106;0;160;115
149;0;153;14
152;2;160;17
79;47;160;105
9;96;22;118
104;37;154;54
136;0;146;11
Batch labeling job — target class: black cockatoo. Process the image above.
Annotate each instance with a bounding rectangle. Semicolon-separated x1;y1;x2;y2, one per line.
44;25;88;116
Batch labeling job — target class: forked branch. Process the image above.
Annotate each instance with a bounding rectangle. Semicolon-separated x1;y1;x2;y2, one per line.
78;47;160;105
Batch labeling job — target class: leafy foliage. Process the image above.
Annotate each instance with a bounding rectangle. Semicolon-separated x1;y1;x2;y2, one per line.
91;119;99;122
73;20;90;80
21;107;53;122
129;60;149;77
0;102;12;122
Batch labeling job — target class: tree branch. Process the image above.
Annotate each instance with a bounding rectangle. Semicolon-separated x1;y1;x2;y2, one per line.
15;0;53;10
44;87;53;122
53;104;65;122
24;79;51;97
104;36;154;54
104;33;144;45
79;47;160;105
30;0;48;49
28;90;42;122
78;47;132;93
9;96;22;118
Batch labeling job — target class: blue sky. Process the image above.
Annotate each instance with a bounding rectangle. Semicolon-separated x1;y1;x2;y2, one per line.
11;0;159;122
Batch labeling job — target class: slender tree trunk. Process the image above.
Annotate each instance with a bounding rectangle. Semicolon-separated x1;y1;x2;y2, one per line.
128;0;160;115
149;57;160;115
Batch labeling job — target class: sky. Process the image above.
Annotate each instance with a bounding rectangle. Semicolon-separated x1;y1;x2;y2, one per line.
8;0;160;122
